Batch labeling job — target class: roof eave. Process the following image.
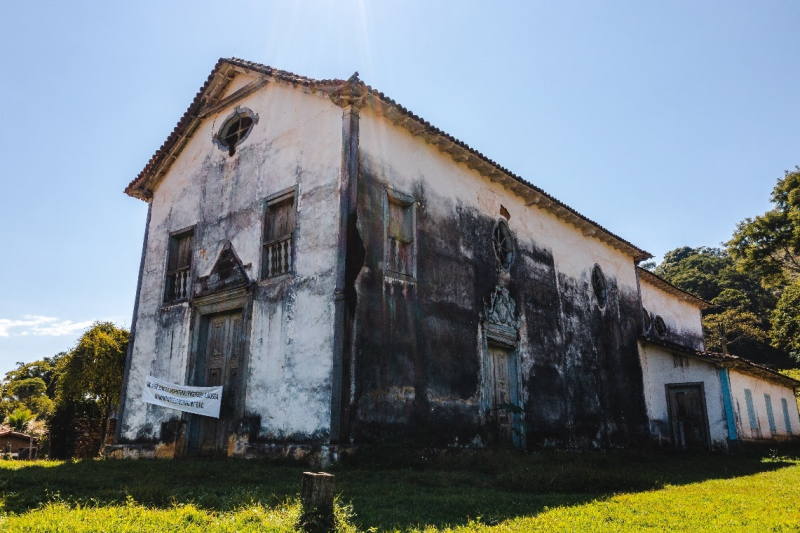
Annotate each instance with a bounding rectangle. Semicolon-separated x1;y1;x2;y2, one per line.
639;336;800;389
637;267;712;309
126;58;652;261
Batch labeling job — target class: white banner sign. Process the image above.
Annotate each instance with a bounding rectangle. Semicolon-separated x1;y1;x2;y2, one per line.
142;376;222;418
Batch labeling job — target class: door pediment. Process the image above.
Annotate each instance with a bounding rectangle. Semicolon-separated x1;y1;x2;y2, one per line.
194;242;252;298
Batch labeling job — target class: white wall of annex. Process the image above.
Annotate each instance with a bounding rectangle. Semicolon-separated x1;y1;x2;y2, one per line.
639;280;704;347
728;370;800;440
637;343;728;446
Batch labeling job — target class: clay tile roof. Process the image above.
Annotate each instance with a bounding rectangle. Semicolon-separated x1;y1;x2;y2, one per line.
126;58;652;261
639;335;800;389
637;267;712;309
0;430;36;440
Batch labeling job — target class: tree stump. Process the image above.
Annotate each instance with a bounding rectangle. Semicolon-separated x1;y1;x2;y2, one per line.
300;472;336;533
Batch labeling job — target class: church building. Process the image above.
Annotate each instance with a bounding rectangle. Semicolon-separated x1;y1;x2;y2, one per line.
109;58;800;460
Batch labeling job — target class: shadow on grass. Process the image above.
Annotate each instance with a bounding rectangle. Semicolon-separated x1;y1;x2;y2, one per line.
1;445;798;531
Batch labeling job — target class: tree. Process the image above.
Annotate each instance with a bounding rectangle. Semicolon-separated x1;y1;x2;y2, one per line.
729;167;800;288
770;280;800;361
55;322;129;443
703;308;766;355
8;378;46;401
0;355;62;420
654;246;774;318
4;354;63;398
6;377;53;416
6;407;34;432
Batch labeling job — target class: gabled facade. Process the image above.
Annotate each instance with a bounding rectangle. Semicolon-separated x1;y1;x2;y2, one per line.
110;59;799;460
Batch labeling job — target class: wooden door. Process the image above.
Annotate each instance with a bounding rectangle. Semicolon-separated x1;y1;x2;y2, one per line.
489;345;515;443
193;310;243;455
667;384;710;450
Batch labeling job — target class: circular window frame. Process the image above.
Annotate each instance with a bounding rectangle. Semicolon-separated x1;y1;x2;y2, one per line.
492;219;516;271
642;307;653;333
592;264;608;308
654;315;667;337
213;107;259;156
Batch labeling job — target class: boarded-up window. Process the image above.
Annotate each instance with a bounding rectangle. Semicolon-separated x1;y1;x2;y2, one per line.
781;397;792;434
165;230;193;303
384;189;415;278
765;394;777;435
744;388;758;431
261;192;295;279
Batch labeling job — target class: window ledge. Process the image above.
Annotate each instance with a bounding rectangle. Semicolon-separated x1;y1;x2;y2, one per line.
383;272;416;284
160;299;190;311
259;273;293;286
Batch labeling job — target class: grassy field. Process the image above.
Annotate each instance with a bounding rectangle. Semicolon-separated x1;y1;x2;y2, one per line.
0;447;799;531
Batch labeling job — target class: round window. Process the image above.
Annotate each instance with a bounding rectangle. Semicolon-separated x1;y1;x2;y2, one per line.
216;108;257;156
642;308;652;333
654;315;667;337
493;220;515;270
592;264;607;308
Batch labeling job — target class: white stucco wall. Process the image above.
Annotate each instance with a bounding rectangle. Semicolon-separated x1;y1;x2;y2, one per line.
637;342;728;447
358;110;640;302
728;369;800;440
357;109;643;433
639;278;705;350
120;77;344;442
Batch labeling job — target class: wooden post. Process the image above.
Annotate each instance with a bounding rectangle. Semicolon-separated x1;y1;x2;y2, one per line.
300;472;335;533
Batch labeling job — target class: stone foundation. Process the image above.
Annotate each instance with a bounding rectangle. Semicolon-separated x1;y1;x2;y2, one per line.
104;440;348;467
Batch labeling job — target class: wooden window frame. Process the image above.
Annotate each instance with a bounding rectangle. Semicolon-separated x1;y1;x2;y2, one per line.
260;187;297;282
163;226;195;305
383;187;417;281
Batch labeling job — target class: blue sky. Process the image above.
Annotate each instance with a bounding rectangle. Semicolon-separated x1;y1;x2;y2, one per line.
0;1;798;375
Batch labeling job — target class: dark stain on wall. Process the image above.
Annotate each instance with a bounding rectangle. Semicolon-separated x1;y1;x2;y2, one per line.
350;154;650;449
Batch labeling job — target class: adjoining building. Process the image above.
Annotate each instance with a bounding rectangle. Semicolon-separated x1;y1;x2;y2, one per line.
109;58;800;460
0;429;38;459
638;268;799;450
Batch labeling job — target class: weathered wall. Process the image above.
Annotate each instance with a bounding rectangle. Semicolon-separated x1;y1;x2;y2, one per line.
728;370;800;440
349;109;650;449
119;77;343;445
639;279;705;350
637;342;728;447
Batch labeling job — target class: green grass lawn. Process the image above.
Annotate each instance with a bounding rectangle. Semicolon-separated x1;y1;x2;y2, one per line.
0;447;799;531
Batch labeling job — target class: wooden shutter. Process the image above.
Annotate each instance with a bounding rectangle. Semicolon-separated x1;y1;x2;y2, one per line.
386;194;414;277
165;231;193;302
262;194;295;278
265;197;295;243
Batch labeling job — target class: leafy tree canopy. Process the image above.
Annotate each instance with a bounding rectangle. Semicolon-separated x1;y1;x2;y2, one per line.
6;407;34;432
55;322;129;420
703;309;766;355
729;167;800;288
3;352;65;400
771;280;800;360
7;378;47;401
654;246;774;320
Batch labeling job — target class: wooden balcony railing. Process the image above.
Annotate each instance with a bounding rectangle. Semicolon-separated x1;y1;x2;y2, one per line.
165;267;190;302
263;236;292;278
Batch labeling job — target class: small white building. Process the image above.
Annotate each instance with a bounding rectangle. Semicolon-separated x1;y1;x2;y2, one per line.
638;268;800;449
109;58;799;459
